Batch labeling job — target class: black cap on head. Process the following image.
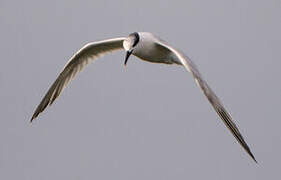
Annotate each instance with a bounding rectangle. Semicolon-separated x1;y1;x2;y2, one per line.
129;32;140;47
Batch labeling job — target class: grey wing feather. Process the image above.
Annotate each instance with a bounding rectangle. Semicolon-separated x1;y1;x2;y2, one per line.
156;41;257;162
31;37;125;122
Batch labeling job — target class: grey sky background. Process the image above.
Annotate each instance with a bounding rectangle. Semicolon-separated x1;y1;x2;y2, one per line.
1;0;281;179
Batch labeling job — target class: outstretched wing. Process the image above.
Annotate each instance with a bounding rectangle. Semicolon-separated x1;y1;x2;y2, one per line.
156;41;257;162
31;37;126;122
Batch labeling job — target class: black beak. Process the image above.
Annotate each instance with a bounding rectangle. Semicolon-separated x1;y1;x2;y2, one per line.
124;50;133;66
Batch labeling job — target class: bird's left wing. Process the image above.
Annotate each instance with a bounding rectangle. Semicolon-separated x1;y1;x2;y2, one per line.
155;41;257;162
31;37;126;122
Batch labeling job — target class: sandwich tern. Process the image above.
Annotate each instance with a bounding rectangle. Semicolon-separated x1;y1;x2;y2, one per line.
31;32;256;162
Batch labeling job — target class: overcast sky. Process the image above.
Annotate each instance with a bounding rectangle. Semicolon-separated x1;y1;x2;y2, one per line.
1;0;281;179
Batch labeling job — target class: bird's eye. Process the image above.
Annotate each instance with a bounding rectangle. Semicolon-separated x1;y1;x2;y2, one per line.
132;32;140;47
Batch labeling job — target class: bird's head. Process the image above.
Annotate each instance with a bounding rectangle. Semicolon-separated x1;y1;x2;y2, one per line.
123;32;140;66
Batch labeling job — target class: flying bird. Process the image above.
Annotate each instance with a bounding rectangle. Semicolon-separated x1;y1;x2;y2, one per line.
31;32;256;162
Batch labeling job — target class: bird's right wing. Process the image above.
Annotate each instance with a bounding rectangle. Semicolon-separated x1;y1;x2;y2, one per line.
155;41;257;162
31;37;126;122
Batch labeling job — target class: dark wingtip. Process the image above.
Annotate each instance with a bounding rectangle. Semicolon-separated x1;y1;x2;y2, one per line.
253;157;258;164
242;140;258;163
30;116;35;124
248;150;258;163
30;113;38;124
